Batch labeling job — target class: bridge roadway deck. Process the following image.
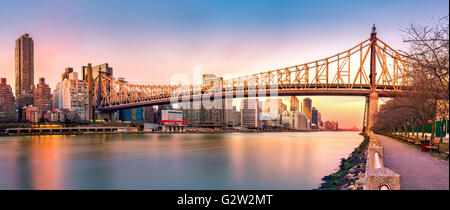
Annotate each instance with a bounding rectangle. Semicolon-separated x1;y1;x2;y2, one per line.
376;134;449;190
98;88;403;111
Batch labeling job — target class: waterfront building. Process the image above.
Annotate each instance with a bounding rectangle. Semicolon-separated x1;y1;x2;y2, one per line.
120;108;144;122
302;98;312;121
160;109;187;126
22;105;40;123
45;109;67;122
53;108;80;123
143;106;156;123
182;101;202;127
298;112;310;130
324;121;339;131
290;96;300;112
281;111;310;130
161;109;183;121
318;112;323;127
0;78;17;122
15;34;34;97
240;98;262;128
157;104;172;122
34;78;52;116
262;119;281;128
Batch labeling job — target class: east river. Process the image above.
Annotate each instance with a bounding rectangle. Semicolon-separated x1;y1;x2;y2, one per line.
0;132;362;190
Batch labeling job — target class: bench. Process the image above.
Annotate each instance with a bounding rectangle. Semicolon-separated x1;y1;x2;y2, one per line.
398;136;415;144
414;140;421;146
406;137;415;144
424;139;440;155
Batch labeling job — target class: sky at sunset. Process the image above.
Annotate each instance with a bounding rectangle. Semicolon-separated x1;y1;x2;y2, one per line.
0;0;448;128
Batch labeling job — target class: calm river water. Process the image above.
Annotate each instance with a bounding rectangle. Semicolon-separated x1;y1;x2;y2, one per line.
0;132;362;190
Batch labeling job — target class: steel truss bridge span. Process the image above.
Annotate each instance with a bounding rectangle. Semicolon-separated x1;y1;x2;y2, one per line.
91;28;413;112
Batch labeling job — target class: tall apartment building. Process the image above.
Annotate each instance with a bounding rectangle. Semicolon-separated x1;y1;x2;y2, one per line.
290;96;299;112
143;106;156;123
240;98;262;128
311;107;319;128
15;34;34;97
0;78;16;122
182;101;202;127
53;70;89;122
302;98;312;121
34;78;52;116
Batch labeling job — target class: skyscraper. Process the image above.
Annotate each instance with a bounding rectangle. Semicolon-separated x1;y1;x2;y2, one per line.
302;98;312;121
15;34;34;97
311;107;318;128
290;96;299;112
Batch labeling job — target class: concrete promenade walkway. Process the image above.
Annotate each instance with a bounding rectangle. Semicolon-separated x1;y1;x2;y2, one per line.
376;134;449;190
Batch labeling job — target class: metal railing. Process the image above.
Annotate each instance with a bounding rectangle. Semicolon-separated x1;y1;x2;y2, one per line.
364;132;401;190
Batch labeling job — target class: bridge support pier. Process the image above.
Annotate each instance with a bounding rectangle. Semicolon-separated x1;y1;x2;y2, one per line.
364;92;379;135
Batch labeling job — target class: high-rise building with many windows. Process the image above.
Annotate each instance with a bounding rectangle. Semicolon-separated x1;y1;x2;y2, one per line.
15;34;34;97
290;96;299;112
311;107;319;128
34;78;52;116
0;78;16;122
302;98;312;121
53;69;89;122
241;98;262;128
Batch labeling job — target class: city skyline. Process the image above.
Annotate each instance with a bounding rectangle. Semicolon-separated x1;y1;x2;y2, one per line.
0;0;448;128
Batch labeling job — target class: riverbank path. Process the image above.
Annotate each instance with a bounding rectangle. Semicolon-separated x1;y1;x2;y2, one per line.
375;135;449;190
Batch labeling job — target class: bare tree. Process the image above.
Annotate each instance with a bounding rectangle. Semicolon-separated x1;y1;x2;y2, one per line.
374;16;449;143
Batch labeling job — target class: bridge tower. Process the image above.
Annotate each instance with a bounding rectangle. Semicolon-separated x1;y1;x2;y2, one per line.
87;63;94;121
365;25;379;134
